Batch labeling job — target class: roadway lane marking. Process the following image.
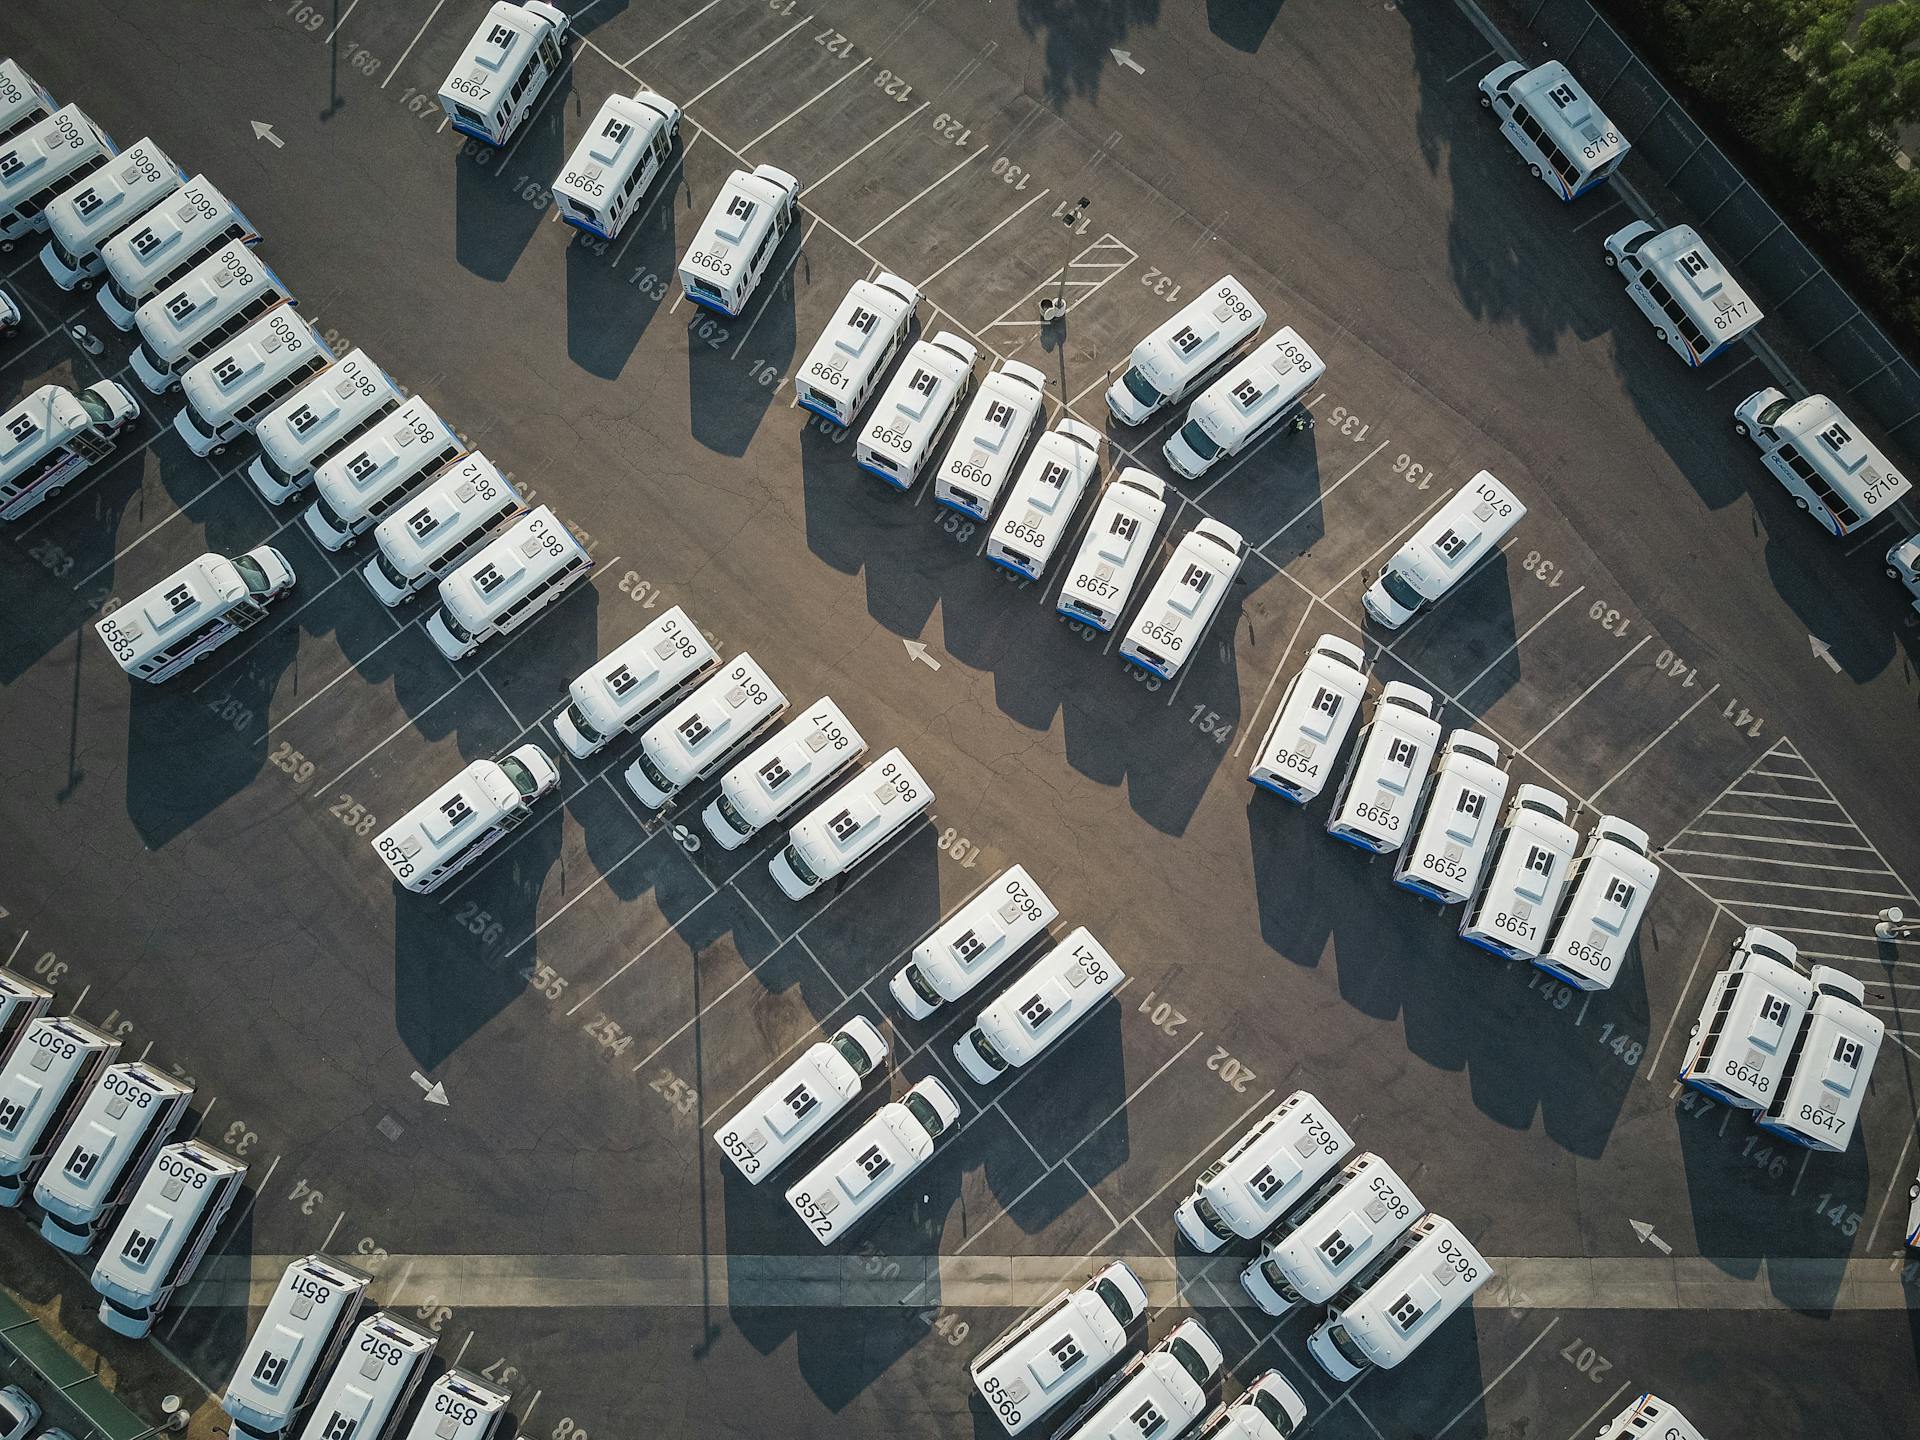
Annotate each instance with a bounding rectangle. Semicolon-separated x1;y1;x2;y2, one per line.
743;57;870;151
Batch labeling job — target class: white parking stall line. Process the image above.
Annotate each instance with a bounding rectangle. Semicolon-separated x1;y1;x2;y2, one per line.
623;0;725;67
566;890;724;1017
69;461;246;592
1564;1384;1633;1440
1456;586;1588;700
381;0;451;89
1444;48;1497;84
1568;199;1625;234
1520;635;1650;754
1701;352;1759;391
1672;872;1911;902
799;101;928;197
982;235;1137;333
778;915;852;1003
1741;923;1887;946
1433;1318;1560;1440
1644;910;1723;1080
1712;901;1881;923
684;16;814;109
745;58;870;151
1683;830;1879;852
1864;1126;1917;1250
855;147;987;246
0;322;68;368
1721;787;1839;805
918;188;1051;291
732;216;818;358
1745;767;1816;780
1841;511;1902;556
1260;438;1391;549
1663;849;1897;876
1087;1088;1277;1253
321;0;366;47
190;557;365;692
313;669;478;796
1319;487;1453;601
1703;807;1863;828
251;618;417;744
475;666;528;731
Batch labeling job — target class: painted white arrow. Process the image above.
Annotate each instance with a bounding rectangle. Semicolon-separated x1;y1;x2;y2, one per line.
1809;634;1841;673
1629;1219;1672;1255
251;121;284;149
410;1070;450;1106
1109;48;1145;75
903;638;941;671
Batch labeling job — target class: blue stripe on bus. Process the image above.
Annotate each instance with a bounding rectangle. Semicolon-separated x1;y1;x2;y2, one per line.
932;495;984;519
1249;775;1307;803
1325;827;1389;853
683;292;740;317
857;461;910;490
797;397;844;424
1392;873;1448;898
986;554;1037;581
1054;605;1111;631
561;215;613;240
448;120;500;144
1460;932;1521;960
1751;1117;1816;1147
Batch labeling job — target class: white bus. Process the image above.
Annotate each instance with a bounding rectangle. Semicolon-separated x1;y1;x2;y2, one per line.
969;1261;1148;1438
623;653;790;809
932;358;1048;519
1536;815;1659;990
552;87;680;240
1679;927;1812;1109
889;864;1057;1020
398;1370;511;1440
96;546;297;683
0;105;115;247
1173;1089;1353;1253
1163;326;1324;480
1478;60;1629;201
1362;471;1526;629
39;136;184;289
770;748;932;900
952;929;1123;1085
1458;785;1580;961
1192;1373;1307;1440
129;241;291;392
1325;683;1441;854
984;418;1103;579
795;273;921;426
33;1062;194;1254
1240;1151;1422;1318
1055;469;1168;632
223;1255;372;1440
553;606;719;759
293;1312;438;1440
97;175;258;330
0;1017;121;1207
0;61;55;149
855;331;978;490
0;380;142;521
1106;277;1266;424
303;396;463;551
1392;731;1509;904
784;1077;960;1245
174;304;334;456
1054;1320;1222;1440
1247;634;1368;804
93;1139;247;1338
1603;221;1760;366
0;975;52;1066
247;348;403;504
1595;1396;1705;1440
1732;388;1911;538
714;1016;889;1184
701;696;866;850
1120;518;1245;680
363;452;524;605
1759;966;1882;1152
426;505;593;660
371;745;561;895
677;163;800;316
438;1;570;147
1306;1214;1491;1381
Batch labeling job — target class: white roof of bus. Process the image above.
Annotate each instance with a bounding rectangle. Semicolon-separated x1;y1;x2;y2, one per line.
33;1064;186;1211
1610;1397;1707;1440
977;928;1115;1043
718;696;861;823
135;244;279;351
1003;423;1100;519
442;3;557;98
689;165;798;265
1636;225;1757;330
98;553;244;666
792;748;928;857
298;1314;435;1440
1794;985;1882;1103
1401;471;1522;578
0;385;92;474
1072;470;1166;574
0;105;108;208
313;396;457;507
1131;276;1265;379
639;653;783;779
226;1256;370;1417
439;505;584;624
553;89;679;202
180;307;327;425
800;275;920;398
373;452;519;570
377;760;522;870
0;60;54;136
0;1019;109;1159
1510;62;1627;169
44;136;179;250
94;1141;244;1290
255;349;398;467
100;176;248;287
1766;394;1911;511
567;605;714;719
1186;327;1325;443
1209;1091;1350;1196
873;333;976;428
1345;1216;1487;1335
1140;521;1244;621
1277;1153;1419;1281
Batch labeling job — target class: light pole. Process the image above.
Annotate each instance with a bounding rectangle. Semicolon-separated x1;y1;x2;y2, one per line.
1039;197;1089;323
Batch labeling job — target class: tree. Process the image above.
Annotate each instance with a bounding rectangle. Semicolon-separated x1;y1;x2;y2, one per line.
1778;2;1920;169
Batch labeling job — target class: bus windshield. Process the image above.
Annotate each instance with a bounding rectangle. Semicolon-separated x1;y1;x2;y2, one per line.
498;755;540;798
1177;420;1221;461
77;390;114;425
232;554;273;594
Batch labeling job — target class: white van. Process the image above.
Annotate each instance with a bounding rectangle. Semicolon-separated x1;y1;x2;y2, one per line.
1479;60;1629;201
92;1139;247;1338
97;176;258;330
1362;471;1526;629
1458;785;1580;960
0;380;142;521
1055;469;1168;632
1240;1152;1422;1317
398;1370;510;1440
1603;221;1760;366
1173;1090;1353;1253
174;304;335;456
247;349;402;504
985;419;1103;578
33;1062;194;1253
623;653;790;808
0;1018;121;1207
39;136;184;289
1679;927;1813;1109
1306;1214;1491;1381
1536;815;1658;990
795;273;921;426
1247;635;1369;804
371;744;561;895
1759;966;1881;1152
96;546;296;683
770;748;932;900
1105;277;1265;424
303;396;463;550
1163;327;1324;480
1053;1320;1222;1440
293;1311;438;1440
701;696;866;850
551;88;680;240
1325;683;1441;854
1886;533;1920;613
552;606;719;759
932;359;1048;519
0;975;52;1067
889;864;1058;1020
1191;1372;1308;1440
129;242;292;393
426;505;593;660
0;105;115;246
953;929;1124;1085
1594;1396;1705;1440
363;452;524;605
677;163;800;316
969;1261;1148;1438
438;1;570;147
0;61;55;150
1120;519;1245;680
784;1077;960;1244
1732;388;1911;538
1392;731;1509;904
223;1255;372;1440
714;1016;889;1184
856;331;978;490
